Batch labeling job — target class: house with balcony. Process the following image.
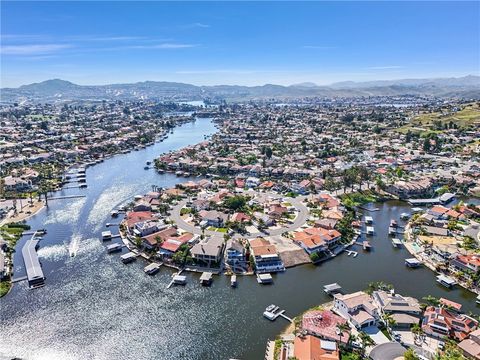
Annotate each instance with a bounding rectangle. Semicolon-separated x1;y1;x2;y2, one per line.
333;291;380;329
249;237;284;273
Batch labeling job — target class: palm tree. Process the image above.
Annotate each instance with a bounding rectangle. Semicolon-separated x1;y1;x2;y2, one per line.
358;331;375;356
382;313;397;331
336;323;350;346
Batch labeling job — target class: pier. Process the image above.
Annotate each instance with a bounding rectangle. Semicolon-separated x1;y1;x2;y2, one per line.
47;195;86;200
263;305;293;323
21;232;45;288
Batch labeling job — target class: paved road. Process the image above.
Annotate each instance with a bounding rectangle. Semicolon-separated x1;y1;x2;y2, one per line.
369;342;407;360
170;192;310;239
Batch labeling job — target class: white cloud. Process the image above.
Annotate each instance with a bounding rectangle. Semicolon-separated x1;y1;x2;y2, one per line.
0;44;73;55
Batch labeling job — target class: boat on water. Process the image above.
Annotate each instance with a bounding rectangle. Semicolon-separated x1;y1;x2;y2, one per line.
231;275;237;287
365;216;374;224
111;210;119;218
363;241;371;251
390;219;398;228
157;169;165;174
144;166;149;170
400;213;410;220
175;171;183;176
366;226;375;235
476;295;480;305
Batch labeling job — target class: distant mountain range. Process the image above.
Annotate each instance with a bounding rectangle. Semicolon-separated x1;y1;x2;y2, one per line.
1;75;479;103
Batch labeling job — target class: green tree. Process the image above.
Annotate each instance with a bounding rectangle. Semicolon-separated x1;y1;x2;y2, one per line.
404;348;420;360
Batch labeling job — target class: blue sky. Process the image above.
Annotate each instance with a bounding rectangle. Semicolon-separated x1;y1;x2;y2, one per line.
1;1;479;87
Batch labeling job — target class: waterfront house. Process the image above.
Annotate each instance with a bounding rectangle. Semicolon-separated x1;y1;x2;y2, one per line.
133;220;164;237
125;211;156;231
225;239;247;272
451;254;480;274
372;290;421;329
142;227;177;250
190;236;225;265
301;309;350;345
458;329;480;360
333;291;379;329
159;233;194;256
293;335;340;360
422;306;478;341
249;238;285;273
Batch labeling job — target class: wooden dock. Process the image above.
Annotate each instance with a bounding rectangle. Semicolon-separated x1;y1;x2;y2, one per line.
47;195;86;200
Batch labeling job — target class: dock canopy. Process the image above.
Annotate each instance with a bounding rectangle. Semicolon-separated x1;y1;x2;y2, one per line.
405;258;421;267
323;283;342;293
22;238;45;288
200;272;213;282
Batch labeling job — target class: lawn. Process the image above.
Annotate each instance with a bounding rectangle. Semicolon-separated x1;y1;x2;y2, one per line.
398;102;480;134
207;226;228;233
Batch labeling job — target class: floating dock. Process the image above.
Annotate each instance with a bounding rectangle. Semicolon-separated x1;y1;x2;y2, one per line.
144;262;161;275
263;304;293;323
405;258;422;268
21;234;45;288
120;252;137;264
257;273;273;284
437;274;457;288
392;238;403;248
200;272;213;286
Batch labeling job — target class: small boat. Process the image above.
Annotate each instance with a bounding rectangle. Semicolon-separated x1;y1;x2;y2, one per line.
363;241;372;251
366;226;375;235
106;243;122;253
388;227;397;235
175;171;183;176
183;172;191;177
365;216;374;224
144;166;149;170
157;169;165;174
79;184;88;188
146;161;152;165
231;275;237;287
400;213;410;220
111;210;119;218
476;295;480;305
266;304;279;313
390;219;398;228
101;231;112;241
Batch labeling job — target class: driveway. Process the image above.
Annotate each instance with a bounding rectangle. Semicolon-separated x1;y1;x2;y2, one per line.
363;326;390;345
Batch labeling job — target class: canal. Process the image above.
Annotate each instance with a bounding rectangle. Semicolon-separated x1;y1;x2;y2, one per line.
0;117;478;360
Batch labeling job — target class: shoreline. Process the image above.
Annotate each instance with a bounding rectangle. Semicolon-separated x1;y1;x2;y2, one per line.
403;223;480;296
